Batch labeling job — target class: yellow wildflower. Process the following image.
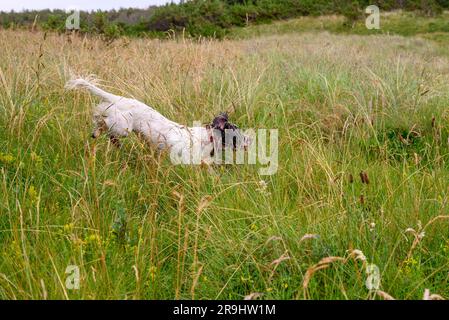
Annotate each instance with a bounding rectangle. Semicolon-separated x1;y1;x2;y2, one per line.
149;266;157;281
63;223;74;233
0;152;15;164
85;233;101;246
31;152;43;168
28;185;39;203
72;237;86;248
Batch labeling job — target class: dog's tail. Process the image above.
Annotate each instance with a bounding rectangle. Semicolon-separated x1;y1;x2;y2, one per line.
65;77;120;103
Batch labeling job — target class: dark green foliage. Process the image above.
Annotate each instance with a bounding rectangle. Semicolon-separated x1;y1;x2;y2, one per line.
338;1;362;28
1;0;449;38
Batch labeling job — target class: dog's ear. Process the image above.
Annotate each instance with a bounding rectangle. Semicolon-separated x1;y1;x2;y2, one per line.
212;113;229;130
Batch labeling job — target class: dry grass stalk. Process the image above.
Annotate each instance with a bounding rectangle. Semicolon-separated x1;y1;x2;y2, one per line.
398;134;409;145
40;279;47;300
376;290;395;300
299;234;319;243
303;264;331;293
414;152;420;166
191;196;212;298
303;250;368;298
347;249;367;263
270;252;290;267
265;236;282;244
132;265;139;283
269;251;291;281
190;264;204;300
302;256;345;298
244;292;264;300
405;215;449;261
173;190;185;300
318;256;346;265
197;195;213;214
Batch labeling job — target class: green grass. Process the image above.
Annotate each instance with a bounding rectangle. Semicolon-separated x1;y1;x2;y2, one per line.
1;18;449;300
229;11;449;46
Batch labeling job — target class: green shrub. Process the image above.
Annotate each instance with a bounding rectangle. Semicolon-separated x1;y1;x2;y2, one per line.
340;0;362;27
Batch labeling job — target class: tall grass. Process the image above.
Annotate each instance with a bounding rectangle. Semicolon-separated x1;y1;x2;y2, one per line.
229;11;449;43
0;27;449;299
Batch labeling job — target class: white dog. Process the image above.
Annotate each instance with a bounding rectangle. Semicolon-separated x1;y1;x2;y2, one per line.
65;77;249;164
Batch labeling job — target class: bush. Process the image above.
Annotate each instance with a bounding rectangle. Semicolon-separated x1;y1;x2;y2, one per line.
340;0;362;27
148;0;232;38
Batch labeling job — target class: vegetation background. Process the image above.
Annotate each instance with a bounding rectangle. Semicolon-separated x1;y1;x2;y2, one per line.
1;1;449;300
1;0;449;38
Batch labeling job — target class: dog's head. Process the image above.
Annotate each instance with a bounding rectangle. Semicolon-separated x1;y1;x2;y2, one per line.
91;113;108;139
211;113;251;151
91;102;131;140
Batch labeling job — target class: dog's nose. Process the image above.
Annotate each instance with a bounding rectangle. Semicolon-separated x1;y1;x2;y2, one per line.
91;133;97;139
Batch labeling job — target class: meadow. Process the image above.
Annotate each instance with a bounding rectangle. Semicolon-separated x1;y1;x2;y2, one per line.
1;13;449;300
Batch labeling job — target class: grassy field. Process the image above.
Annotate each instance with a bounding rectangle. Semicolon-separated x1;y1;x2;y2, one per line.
229;11;449;43
1;14;449;300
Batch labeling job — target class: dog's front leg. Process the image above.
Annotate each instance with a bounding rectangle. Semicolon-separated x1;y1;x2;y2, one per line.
109;135;121;148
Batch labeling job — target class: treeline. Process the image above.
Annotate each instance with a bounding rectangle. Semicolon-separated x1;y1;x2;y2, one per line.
1;0;448;38
0;7;159;37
